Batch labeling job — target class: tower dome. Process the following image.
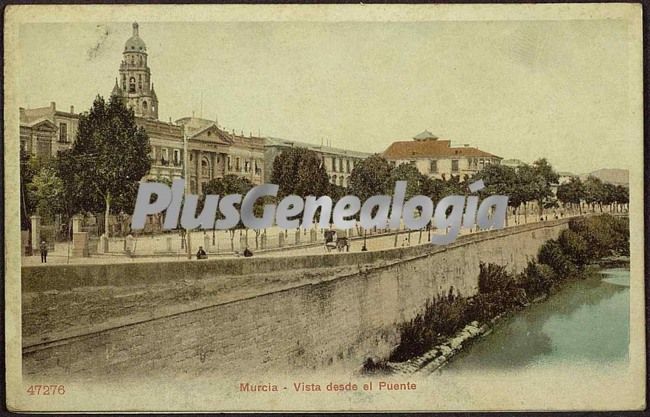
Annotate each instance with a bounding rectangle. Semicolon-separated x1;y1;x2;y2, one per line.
124;22;146;52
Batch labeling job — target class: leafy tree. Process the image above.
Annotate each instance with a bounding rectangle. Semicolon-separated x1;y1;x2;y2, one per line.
348;154;392;202
388;163;425;199
27;166;65;223
529;158;559;216
440;174;464;196
613;185;629;212
20;148;37;229
514;164;537;222
472;164;519;225
203;174;253;197
203;174;255;251
421;176;448;206
556;176;585;214
270;147;330;198
58;95;151;237
329;183;348;202
601;182;618;211
583;175;606;212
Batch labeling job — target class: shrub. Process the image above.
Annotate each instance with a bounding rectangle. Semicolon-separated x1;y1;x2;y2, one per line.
558;229;589;267
478;262;515;294
390;293;469;362
517;260;555;297
537;239;575;279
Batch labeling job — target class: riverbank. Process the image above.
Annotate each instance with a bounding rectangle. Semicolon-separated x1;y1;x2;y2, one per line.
363;214;629;375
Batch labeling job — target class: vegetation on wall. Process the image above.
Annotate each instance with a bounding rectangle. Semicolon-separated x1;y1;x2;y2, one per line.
389;214;629;362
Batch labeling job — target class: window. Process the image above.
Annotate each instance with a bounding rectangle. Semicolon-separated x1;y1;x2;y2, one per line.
346;160;350;173
59;123;68;143
451;159;459;172
129;77;136;93
227;156;232;171
332;175;337;184
201;158;210;177
235;157;240;171
138;75;142;91
430;160;437;173
142;101;147;110
173;149;181;166
161;148;168;165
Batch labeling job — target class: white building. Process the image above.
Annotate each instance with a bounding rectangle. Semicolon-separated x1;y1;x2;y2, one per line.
382;130;502;180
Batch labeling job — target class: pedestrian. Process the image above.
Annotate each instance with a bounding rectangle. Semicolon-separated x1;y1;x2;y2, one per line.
39;240;48;263
196;246;207;260
243;247;253;257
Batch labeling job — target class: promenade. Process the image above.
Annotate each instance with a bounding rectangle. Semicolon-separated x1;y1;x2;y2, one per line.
21;209;596;266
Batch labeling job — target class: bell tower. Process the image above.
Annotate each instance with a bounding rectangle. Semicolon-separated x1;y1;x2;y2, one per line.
113;22;158;119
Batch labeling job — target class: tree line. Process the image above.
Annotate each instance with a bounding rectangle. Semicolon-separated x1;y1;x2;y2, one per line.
20;93;628;239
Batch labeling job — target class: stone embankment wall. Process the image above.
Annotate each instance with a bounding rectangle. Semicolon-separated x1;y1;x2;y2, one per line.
22;219;569;379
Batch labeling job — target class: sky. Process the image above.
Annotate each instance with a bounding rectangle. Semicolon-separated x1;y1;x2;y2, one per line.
17;19;638;174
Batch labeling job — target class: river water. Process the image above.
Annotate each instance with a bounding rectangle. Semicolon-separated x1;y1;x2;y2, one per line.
440;267;630;373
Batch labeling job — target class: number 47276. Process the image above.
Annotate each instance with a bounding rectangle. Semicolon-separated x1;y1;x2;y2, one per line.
26;385;65;395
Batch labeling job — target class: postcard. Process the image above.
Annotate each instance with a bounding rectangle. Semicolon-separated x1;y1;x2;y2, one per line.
4;3;644;412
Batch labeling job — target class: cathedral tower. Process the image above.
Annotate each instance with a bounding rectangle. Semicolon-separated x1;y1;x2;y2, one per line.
112;22;158;119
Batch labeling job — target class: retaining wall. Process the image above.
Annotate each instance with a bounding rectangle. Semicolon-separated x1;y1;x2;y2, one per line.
22;219;570;379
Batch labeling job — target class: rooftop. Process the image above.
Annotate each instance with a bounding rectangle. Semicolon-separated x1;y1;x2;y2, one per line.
383;139;500;160
413;130;439;141
265;136;372;159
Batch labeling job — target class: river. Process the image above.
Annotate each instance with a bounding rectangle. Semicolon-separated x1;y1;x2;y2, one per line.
440;267;630;373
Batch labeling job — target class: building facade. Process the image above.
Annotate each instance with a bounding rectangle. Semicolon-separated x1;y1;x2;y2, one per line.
264;137;371;188
176;117;265;193
382;130;501;180
20;102;80;159
21;22;266;193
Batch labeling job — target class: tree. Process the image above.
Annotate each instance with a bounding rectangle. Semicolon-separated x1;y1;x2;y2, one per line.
388;163;425;200
58;95;151;237
20;148;37;229
514;164;537;223
556;176;585;214
421;176;445;205
28;166;65;223
472;164;519;225
583;176;606;212
613;185;629;212
530;158;559;216
348;155;392;202
270;147;330;198
203;174;254;251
